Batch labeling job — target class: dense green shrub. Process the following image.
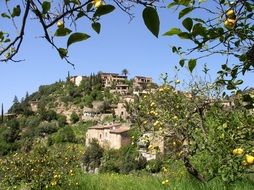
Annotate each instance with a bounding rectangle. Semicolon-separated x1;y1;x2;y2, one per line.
57;114;67;127
83;139;104;171
100;146;147;174
39;109;58;121
70;112;79;124
54;126;76;143
2;119;20;143
36;122;58;137
25;116;41;128
145;158;163;173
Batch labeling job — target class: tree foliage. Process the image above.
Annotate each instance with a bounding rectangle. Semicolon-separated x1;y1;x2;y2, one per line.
129;83;254;183
0;0;163;66
164;0;254;90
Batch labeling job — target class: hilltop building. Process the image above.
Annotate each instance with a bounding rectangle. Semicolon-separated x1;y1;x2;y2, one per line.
133;76;152;90
100;73;127;88
70;75;88;86
86;123;130;149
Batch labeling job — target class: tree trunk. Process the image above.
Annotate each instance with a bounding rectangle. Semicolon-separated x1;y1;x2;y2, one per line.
182;156;205;182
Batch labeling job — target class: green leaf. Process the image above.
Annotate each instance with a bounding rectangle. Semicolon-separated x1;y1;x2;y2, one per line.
163;28;182;36
87;3;93;12
71;0;80;5
167;2;177;8
192;23;206;37
11;5;21;17
58;48;68;59
179;7;194;19
4;38;11;43
92;22;101;34
182;17;193;31
188;59;196;72
1;13;11;19
142;7;160;38
55;28;72;37
178;32;190;39
67;32;90;47
172;46;177;53
179;59;185;67
235;80;243;85
170;0;192;6
42;1;51;14
192;18;205;23
76;11;85;20
94;5;115;17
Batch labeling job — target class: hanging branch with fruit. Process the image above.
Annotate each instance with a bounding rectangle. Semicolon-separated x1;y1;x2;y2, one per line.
164;0;254;90
0;0;162;66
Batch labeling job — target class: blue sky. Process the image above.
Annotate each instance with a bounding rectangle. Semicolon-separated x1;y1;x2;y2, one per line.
0;1;253;112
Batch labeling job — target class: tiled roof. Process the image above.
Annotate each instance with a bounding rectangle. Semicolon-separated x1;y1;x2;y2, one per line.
134;76;152;79
110;126;130;134
88;123;121;130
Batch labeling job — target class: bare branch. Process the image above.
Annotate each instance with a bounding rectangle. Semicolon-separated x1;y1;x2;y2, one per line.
0;0;31;62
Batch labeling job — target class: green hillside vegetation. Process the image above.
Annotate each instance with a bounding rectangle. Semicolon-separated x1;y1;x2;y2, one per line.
0;75;254;189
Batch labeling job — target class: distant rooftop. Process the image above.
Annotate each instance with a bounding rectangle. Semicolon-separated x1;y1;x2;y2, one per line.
100;72;120;76
88;123;122;130
88;123;130;134
134;76;152;79
110;126;130;134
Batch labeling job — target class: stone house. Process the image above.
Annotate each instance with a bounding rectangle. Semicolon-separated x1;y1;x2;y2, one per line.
82;107;100;120
114;102;129;120
114;96;134;120
100;73;127;88
110;84;129;94
133;76;152;90
86;123;130;149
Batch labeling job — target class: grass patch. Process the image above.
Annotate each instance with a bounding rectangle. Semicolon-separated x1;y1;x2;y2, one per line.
45;172;254;190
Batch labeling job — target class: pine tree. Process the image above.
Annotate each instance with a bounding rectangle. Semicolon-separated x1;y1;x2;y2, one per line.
67;71;70;81
25;91;29;99
13;95;19;104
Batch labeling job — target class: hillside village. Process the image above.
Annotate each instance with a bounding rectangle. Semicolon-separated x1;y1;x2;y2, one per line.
2;71;252;162
1;71;163;159
1;71;254;189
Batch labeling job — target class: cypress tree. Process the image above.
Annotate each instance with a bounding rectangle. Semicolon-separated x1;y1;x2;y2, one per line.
1;103;3;123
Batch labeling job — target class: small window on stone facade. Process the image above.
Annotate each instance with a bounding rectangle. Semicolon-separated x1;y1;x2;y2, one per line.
100;134;102;139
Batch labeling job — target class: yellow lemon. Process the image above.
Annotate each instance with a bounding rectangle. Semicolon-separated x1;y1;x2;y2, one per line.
175;79;181;84
57;20;64;28
232;148;244;156
226;9;235;18
246;154;254;165
224;19;235;29
150;102;155;107
93;0;103;8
